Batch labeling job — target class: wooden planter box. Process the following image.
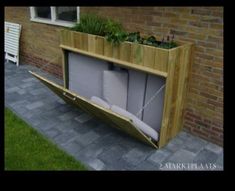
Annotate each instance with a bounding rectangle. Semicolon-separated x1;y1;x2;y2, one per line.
30;29;193;149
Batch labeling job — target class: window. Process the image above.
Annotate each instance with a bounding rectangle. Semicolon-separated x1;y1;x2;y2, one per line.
30;7;79;27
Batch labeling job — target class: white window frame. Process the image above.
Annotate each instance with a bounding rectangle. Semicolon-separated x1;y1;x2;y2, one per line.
30;7;80;27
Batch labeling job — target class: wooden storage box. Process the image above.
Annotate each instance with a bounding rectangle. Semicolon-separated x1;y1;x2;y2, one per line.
30;29;193;148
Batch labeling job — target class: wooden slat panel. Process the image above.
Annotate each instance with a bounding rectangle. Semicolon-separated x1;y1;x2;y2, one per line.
5;27;20;32
119;42;131;62
4;21;21;65
80;32;88;51
158;48;179;148
4;43;18;51
155;49;169;72
60;30;72;47
5;48;17;55
60;45;168;77
29;71;158;149
4;48;18;55
104;40;113;57
5;31;20;37
59;30;65;45
88;34;96;53
4;35;19;41
143;46;155;68
166;48;181;142
112;44;120;59
73;32;82;49
95;36;104;55
5;22;20;27
132;43;144;66
170;44;193;138
4;37;19;44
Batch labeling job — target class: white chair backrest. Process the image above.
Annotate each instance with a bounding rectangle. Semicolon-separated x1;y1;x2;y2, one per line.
4;21;22;66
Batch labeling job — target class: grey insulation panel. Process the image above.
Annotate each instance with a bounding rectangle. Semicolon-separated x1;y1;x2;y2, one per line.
127;69;147;120
142;74;165;132
68;52;109;99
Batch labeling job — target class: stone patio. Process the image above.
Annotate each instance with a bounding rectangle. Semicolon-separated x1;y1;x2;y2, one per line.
4;61;223;170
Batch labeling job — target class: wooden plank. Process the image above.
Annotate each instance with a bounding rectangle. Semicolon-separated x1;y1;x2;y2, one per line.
155;49;169;72
104;40;113;57
158;48;179;148
95;36;104;55
29;71;158;149
60;44;168;78
73;32;82;49
112;44;120;59
119;42;131;62
132;43;144;66
80;32;88;51
171;44;193;137
143;45;155;68
88;34;96;53
61;30;71;46
166;48;181;142
59;30;65;45
63;30;69;46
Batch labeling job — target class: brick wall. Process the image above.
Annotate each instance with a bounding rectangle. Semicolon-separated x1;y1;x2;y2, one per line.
4;6;223;146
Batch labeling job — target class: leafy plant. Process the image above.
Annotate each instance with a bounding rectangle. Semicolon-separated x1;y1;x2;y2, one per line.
143;36;158;46
126;32;144;44
70;13;178;49
71;14;106;36
158;34;177;49
104;19;127;45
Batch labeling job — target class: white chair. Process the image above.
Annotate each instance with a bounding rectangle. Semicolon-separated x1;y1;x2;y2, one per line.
4;21;22;66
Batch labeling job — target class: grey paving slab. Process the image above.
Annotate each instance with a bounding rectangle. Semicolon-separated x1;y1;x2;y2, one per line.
75;113;93;123
193;149;219;164
166;149;196;163
61;140;84;155
216;153;223;167
44;127;62;138
183;136;208;154
147;149;172;164
98;145;128;163
58;111;78;121
86;158;106;170
122;148;149;166
6;86;20;93
20;82;34;88
205;142;223;154
73;130;100;147
4;61;224;171
26;101;44;110
133;161;160;170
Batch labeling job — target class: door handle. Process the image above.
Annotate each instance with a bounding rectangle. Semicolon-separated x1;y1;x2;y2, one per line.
63;92;76;101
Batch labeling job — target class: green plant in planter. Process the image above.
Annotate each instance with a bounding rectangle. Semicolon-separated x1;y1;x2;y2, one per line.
71;14;106;36
70;13;178;49
158;35;177;49
143;36;159;46
104;19;127;46
126;32;144;44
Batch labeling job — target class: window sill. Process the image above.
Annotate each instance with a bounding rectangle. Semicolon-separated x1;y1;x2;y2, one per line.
30;18;76;28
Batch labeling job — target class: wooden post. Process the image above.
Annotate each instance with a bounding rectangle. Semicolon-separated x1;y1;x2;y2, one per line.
158;48;179;148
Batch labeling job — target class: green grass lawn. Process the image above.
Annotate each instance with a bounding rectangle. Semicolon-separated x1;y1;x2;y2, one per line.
5;107;87;170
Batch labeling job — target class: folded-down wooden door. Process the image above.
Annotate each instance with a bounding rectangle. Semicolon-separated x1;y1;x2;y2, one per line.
29;71;158;149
